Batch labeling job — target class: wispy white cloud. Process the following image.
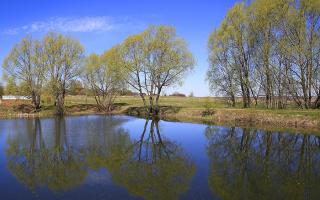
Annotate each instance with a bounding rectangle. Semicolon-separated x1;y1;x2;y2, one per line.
2;16;131;35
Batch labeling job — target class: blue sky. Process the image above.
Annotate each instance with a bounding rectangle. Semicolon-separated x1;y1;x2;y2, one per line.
0;0;237;97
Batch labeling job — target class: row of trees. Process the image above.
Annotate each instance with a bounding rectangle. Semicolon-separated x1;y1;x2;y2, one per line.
207;0;320;109
2;25;195;115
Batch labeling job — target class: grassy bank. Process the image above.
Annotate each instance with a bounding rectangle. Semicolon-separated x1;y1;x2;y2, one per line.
0;96;320;133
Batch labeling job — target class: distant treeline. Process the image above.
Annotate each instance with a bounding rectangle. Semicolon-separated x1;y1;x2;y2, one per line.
207;0;320;109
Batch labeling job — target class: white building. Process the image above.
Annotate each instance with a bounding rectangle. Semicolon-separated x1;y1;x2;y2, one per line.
1;95;30;100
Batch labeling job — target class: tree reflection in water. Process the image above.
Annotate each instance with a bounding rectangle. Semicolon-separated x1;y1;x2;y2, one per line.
205;126;320;200
5;117;195;200
108;119;196;200
6;117;87;191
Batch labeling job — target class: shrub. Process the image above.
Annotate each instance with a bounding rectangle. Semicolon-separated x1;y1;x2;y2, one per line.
170;92;186;97
202;97;216;117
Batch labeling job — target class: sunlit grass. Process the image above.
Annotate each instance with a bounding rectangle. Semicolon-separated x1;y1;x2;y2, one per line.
64;95;320;119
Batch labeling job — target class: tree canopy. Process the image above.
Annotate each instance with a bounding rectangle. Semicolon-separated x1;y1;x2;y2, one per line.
83;46;125;112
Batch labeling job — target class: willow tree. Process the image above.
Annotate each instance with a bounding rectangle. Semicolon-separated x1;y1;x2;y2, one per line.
43;33;84;115
2;36;45;110
121;25;195;116
208;3;253;108
83;46;125;112
207;26;238;107
249;0;283;108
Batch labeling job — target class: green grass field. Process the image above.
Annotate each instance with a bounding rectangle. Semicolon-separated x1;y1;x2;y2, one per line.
63;95;320;120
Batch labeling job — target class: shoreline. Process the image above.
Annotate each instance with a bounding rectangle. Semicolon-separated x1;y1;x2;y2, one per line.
0;106;319;134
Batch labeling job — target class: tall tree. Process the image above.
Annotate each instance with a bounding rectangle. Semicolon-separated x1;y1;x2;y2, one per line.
121;25;195;115
43;33;84;115
207;27;238;107
208;3;253;108
2;36;45;110
83;46;125;112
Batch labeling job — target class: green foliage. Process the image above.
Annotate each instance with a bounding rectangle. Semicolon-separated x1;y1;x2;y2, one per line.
82;46;125;112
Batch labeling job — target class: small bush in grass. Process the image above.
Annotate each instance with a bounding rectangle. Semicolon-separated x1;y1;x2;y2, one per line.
202;97;216;117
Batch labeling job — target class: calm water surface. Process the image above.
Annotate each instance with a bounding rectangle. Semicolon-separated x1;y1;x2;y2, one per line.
0;115;319;200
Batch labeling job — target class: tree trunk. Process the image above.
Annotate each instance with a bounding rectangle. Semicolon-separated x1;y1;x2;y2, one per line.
314;94;320;109
148;95;154;116
31;91;41;111
239;76;248;108
154;89;162;115
231;93;236;107
55;91;65;115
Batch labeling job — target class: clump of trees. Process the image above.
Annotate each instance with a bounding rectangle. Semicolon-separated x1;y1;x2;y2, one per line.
3;33;84;114
207;0;320;109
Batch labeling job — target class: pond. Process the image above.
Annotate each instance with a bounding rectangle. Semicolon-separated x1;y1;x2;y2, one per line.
0;115;319;200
